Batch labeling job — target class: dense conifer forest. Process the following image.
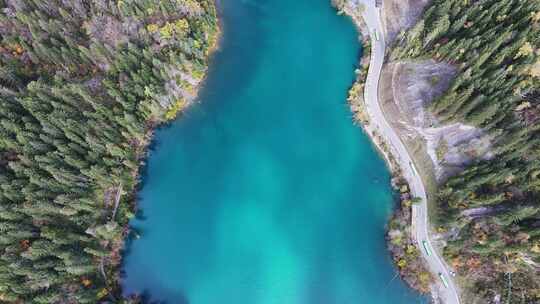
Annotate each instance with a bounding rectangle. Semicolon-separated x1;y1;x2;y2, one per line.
392;0;540;301
0;0;217;302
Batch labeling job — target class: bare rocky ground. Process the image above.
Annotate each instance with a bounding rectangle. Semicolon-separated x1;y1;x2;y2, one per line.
373;1;500;302
385;61;494;182
380;61;494;182
382;0;431;45
342;1;497;301
380;60;501;302
379;1;494;184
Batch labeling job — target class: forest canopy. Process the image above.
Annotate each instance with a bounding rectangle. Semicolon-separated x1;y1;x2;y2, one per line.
0;0;217;302
392;0;540;301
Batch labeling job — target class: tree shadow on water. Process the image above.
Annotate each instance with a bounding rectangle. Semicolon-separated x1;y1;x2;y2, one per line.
138;288;189;304
122;266;191;304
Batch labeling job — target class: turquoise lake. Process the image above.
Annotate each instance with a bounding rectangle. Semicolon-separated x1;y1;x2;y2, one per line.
122;0;427;303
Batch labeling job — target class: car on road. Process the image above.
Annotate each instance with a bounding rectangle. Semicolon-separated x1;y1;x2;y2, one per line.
409;161;416;175
372;30;379;41
422;240;432;256
439;273;449;288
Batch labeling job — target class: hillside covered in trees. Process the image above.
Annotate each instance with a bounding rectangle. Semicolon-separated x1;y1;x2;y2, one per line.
391;0;540;301
0;0;217;302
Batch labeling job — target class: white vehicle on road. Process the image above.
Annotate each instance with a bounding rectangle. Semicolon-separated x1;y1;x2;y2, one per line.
372;30;379;41
358;2;460;303
439;273;450;288
422;240;432;256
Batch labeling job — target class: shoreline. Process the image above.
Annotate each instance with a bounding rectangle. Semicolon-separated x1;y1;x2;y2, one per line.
336;2;454;303
335;2;401;175
334;4;403;175
117;8;223;302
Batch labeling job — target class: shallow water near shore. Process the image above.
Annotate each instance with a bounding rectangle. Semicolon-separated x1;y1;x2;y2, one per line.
121;0;427;303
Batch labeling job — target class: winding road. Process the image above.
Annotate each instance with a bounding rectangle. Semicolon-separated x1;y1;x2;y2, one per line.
354;1;461;303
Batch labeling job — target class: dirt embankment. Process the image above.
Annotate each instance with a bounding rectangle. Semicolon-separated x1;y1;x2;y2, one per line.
379;1;495;184
381;61;494;182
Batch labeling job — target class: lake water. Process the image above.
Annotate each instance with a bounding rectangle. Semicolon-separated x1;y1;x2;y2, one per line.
122;0;427;303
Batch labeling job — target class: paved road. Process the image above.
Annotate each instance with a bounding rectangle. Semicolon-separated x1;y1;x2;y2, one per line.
353;1;460;303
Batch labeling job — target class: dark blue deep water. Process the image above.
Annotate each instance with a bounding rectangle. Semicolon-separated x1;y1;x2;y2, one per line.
122;0;427;303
